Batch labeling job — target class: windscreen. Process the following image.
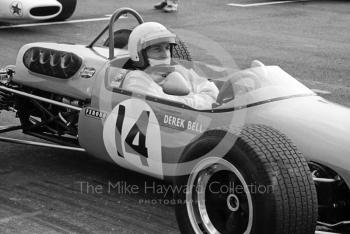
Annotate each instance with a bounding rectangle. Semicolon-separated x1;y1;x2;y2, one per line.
172;59;315;110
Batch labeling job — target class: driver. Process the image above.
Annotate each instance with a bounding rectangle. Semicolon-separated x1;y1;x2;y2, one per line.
121;22;219;110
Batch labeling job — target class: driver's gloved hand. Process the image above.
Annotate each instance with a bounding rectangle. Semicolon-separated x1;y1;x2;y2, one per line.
216;79;235;105
162;71;190;96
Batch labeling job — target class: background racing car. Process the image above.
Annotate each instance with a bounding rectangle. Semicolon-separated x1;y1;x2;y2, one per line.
0;7;349;234
0;0;76;22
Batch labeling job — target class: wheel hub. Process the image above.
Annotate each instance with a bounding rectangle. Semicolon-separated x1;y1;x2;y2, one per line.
227;194;240;212
185;157;253;234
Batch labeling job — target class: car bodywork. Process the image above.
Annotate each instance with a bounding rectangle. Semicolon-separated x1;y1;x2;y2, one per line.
0;7;349;234
0;0;76;22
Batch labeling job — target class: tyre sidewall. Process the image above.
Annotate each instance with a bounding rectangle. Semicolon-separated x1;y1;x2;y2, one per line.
174;136;275;234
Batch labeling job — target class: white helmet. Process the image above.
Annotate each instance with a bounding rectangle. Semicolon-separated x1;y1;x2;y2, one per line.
128;22;176;68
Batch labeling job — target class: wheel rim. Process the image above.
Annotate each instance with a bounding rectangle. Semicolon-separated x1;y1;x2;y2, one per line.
186;157;253;234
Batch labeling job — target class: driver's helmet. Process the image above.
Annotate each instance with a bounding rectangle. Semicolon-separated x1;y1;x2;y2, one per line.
128;22;176;69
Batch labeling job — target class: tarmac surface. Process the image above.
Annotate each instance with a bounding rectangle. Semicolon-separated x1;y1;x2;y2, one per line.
0;0;349;233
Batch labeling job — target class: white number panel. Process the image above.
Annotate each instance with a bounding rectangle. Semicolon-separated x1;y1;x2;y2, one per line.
103;99;163;178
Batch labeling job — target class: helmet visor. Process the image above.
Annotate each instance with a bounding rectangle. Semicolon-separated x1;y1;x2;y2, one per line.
139;30;176;51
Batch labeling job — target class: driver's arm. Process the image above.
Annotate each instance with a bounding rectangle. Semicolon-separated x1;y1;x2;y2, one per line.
174;65;219;106
122;70;218;110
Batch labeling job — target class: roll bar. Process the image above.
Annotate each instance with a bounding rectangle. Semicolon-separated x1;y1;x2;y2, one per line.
87;8;144;60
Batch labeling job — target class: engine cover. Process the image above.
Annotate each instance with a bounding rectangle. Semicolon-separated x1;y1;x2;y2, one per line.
23;47;82;79
13;42;110;100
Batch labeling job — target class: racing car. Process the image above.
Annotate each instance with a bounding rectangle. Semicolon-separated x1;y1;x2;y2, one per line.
0;0;76;22
0;7;350;234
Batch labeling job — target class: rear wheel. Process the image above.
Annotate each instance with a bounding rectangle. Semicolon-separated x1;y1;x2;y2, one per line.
174;125;318;234
172;39;192;61
53;0;77;21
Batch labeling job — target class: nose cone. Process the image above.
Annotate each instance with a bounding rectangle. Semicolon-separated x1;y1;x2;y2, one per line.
248;96;350;185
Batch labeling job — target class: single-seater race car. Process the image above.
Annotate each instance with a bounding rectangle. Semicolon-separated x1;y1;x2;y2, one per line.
0;0;76;22
0;7;349;234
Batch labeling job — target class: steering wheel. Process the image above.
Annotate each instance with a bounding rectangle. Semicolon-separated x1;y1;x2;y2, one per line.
216;69;263;105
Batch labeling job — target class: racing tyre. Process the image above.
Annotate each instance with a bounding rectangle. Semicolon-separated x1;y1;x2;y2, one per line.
174;125;318;234
172;39;192;61
53;0;77;21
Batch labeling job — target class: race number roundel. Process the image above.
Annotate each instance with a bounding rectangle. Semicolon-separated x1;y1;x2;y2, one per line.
103;99;163;178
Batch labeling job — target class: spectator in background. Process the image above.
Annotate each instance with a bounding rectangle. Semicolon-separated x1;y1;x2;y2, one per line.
154;0;178;13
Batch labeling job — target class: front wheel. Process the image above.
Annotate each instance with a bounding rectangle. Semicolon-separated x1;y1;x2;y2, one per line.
174;125;318;234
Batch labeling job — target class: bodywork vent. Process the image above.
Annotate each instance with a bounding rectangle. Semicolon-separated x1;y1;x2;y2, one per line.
23;47;82;79
30;7;60;17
